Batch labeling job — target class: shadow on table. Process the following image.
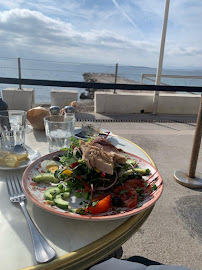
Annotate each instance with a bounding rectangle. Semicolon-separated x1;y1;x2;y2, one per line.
0;177;36;263
32;204;126;254
32;129;47;143
108;136;125;147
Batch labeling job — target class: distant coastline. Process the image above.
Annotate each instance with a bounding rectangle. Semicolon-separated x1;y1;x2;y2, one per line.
81;72;176;99
81;72;141;99
83;72;140;84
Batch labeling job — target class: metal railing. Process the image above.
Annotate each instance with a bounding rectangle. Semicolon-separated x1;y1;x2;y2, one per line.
0;57;120;91
141;73;202;85
0;77;202;93
1;56;202;93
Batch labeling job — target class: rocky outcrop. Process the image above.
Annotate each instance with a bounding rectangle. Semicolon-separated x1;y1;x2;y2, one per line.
81;72;139;99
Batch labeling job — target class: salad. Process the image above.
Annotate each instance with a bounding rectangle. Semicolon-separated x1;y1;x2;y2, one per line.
32;137;157;216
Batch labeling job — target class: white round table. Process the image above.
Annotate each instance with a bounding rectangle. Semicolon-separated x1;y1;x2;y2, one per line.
0;129;155;270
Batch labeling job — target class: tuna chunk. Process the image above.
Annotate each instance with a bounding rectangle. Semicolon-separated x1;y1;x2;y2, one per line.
79;139;126;175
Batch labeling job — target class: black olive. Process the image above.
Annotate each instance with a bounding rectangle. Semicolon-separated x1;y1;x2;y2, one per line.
112;196;122;207
53;155;60;162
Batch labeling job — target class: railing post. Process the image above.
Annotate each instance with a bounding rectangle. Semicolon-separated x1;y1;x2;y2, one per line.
114;63;118;94
141;74;144;84
18;57;22;89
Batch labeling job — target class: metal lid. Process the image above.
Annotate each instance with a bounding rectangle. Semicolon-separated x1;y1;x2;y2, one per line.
49;106;61;115
64;106;75;114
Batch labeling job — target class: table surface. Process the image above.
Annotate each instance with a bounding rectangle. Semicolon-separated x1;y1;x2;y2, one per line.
0;127;155;270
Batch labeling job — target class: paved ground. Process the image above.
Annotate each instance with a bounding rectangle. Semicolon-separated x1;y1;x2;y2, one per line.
76;118;202;270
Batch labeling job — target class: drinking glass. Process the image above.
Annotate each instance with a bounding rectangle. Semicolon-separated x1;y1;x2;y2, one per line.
0;110;26;152
44;115;74;153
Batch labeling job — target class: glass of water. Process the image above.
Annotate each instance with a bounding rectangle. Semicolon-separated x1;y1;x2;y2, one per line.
44;115;74;153
0;110;26;152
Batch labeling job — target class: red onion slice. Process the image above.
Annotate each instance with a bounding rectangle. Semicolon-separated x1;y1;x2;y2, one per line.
96;172;118;191
73;147;81;159
91;183;94;202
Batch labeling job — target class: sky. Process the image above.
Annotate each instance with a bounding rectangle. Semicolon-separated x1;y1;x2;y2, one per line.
0;0;202;69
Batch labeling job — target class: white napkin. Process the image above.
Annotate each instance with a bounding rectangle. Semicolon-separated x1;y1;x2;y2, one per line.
89;258;197;270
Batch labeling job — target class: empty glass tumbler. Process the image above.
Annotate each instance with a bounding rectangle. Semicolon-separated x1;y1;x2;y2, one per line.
0;110;27;151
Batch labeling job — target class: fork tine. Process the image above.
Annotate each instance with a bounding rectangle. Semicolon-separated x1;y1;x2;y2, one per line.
9;175;17;196
16;175;24;194
11;175;21;196
5;176;12;198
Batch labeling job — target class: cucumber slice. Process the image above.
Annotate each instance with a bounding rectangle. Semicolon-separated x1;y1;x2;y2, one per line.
54;194;69;210
123;168;150;176
61;192;70;199
126;159;136;166
44;187;60;200
134;168;150;175
33;173;59;183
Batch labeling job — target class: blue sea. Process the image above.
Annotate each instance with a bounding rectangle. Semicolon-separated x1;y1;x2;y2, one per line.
0;58;201;103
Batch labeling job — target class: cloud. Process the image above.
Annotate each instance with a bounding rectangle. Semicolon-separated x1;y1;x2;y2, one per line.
0;9;158;65
0;2;202;68
111;0;144;38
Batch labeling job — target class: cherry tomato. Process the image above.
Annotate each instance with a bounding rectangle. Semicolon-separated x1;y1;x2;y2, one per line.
88;195;111;214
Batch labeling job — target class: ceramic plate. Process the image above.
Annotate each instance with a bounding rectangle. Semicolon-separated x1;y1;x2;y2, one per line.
22;150;163;221
0;146;40;170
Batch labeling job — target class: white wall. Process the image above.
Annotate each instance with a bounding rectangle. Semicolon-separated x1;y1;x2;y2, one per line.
2;88;35;110
51;89;78;108
95;92;200;114
158;94;199;114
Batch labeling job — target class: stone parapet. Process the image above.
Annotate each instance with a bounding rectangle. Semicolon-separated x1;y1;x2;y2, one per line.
2;88;35;110
51;89;78;108
95;92;200;115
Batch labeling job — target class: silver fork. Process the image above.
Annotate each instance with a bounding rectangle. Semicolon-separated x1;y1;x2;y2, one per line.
6;175;56;263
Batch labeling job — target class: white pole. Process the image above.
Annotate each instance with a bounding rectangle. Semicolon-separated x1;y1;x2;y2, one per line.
152;0;170;114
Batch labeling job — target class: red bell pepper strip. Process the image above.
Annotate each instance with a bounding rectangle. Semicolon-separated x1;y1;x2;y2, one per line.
70;161;79;168
101;172;106;178
84;182;91;191
75;175;82;181
75;175;91;191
